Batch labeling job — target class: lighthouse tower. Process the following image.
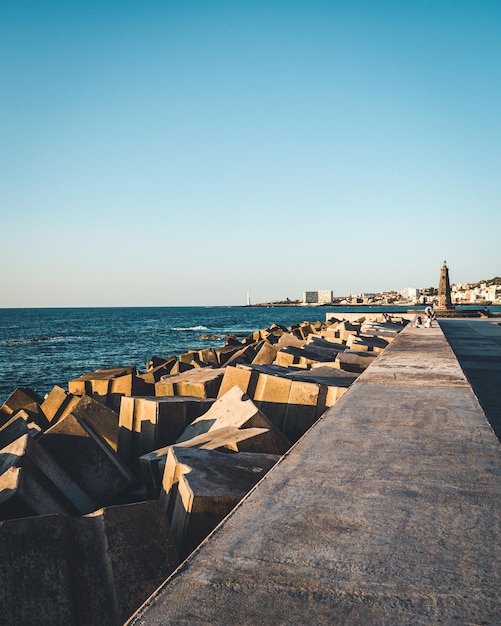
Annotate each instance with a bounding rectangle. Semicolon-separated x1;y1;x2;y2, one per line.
437;260;453;310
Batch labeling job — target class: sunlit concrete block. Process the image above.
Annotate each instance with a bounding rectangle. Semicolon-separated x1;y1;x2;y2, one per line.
160;446;279;559
253;372;293;432
40;385;81;424
155;368;225;399
118;395;215;472
68;366;153;412
217;365;261;398
177;385;290;455
251;341;279;365
0;388;43;425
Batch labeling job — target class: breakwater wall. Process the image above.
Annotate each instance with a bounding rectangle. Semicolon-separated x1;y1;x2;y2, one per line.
0;316;405;624
129;321;501;625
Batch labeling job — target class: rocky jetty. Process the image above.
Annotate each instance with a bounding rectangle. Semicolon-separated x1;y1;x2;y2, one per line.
0;316;407;625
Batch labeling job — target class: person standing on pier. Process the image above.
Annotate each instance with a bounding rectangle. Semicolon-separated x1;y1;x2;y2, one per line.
425;306;436;328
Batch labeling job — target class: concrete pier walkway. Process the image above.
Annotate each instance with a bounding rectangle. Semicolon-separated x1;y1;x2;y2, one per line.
129;322;501;625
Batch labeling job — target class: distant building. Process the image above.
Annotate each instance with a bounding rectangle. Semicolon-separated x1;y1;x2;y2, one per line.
303;290;333;305
399;287;418;302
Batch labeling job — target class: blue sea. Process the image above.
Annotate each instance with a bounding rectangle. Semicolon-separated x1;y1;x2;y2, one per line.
0;305;498;405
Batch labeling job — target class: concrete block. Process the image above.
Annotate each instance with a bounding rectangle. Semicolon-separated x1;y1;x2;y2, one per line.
325;385;349;406
169;360;196;374
160;447;279;559
0;501;179;626
155;367;225;399
68;366;152;412
0;434;96;519
253;372;293;432
273;348;300;367
276;332;305;348
139;427;270;498
346;333;389;353
0;388;43;424
138;358;178;384
71;394;120;451
282;380;326;442
0;514;76;624
224;341;262;367
337;350;379;373
0;466;72;520
179;351;199;365
274;345;342;367
40;385;81;424
70;501;179;624
217;365;261;399
177;386;291;455
198;348;219;366
0;411;42;448
286;366;359;389
39;413;135;507
146;355;177;371
118;395;215;473
215;344;246;365
306;335;347;353
251;341;279;365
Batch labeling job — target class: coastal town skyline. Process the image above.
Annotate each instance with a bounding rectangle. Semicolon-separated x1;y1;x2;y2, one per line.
2;1;500;307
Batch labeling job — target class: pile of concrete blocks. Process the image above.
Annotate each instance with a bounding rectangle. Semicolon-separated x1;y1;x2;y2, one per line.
216;363;359;442
137;386;289;498
68;366;154;412
0;386;138;521
0;386;179;624
0;316;405;622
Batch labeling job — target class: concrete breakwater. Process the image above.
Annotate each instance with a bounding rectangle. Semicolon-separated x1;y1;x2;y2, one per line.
0;315;406;625
129;320;501;626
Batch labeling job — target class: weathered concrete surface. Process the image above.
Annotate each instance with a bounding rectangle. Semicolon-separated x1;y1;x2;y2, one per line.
39;412;135;507
139;427;271;498
128;322;501;626
118;395;215;473
68;366;152;412
0;501;179;626
155;367;225;398
176;386;291;455
0;434;96;518
160;446;280;559
0;388;43;424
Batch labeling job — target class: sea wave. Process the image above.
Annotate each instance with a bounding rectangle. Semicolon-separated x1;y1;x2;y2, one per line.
170;325;209;332
5;335;83;345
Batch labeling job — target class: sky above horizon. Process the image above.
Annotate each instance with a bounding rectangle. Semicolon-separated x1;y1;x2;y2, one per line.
1;0;500;307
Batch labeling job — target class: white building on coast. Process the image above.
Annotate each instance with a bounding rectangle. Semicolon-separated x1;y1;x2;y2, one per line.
303;290;333;305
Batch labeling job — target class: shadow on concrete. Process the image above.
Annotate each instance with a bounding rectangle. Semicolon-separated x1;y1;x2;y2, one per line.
440;319;501;443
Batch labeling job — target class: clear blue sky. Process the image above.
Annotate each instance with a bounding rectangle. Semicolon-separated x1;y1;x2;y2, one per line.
1;0;500;306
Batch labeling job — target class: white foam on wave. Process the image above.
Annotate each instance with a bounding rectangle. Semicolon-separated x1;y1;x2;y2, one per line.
170;325;209;332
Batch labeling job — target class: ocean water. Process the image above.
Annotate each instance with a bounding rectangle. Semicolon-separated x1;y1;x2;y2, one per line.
0;305;498;405
0;306;343;404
